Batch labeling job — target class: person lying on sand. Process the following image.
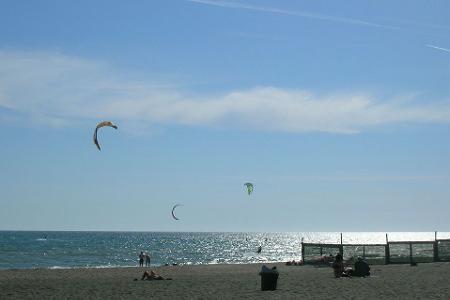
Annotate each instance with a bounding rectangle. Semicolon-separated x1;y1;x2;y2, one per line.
141;270;172;281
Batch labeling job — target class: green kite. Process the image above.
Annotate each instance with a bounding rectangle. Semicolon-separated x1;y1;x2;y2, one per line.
244;183;254;196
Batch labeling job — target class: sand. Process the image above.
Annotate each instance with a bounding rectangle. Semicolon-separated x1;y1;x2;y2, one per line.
1;262;450;299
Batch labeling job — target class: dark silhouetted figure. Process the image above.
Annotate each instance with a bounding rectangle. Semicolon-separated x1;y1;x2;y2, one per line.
354;257;370;277
332;253;344;278
139;251;145;267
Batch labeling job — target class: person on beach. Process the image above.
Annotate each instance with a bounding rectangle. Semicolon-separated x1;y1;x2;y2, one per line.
139;251;145;267
145;253;151;267
332;253;344;278
141;270;171;280
353;257;370;277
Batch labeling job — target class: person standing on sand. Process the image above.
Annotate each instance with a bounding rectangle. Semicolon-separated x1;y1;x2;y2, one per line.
139;251;145;267
145;252;151;267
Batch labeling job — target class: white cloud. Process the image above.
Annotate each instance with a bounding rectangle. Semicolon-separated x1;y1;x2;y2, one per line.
1;50;450;133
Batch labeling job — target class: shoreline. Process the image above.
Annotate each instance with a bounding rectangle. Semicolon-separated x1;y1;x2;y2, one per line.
2;262;450;299
0;261;286;271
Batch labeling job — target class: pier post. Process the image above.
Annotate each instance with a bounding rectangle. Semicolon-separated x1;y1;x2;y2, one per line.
409;242;413;265
433;231;439;262
301;238;305;263
385;233;390;264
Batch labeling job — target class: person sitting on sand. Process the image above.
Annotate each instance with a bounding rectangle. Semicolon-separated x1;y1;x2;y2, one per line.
332;253;344;278
141;270;171;280
353;257;370;277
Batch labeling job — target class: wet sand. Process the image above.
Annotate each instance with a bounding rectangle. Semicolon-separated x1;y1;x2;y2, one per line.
1;262;450;299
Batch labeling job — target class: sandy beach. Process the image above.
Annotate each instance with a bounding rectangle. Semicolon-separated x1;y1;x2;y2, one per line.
1;262;450;299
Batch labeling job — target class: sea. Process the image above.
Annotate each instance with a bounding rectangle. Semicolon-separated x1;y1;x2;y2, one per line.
0;231;449;270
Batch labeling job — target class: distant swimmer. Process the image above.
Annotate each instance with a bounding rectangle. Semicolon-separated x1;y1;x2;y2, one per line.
257;246;262;254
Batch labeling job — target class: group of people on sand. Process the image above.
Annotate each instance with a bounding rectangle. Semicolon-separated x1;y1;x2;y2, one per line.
286;253;336;266
138;251;151;267
332;253;371;278
285;259;303;266
135;251;174;281
135;251;175;281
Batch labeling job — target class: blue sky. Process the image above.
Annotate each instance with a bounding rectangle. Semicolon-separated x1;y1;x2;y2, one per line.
1;0;450;231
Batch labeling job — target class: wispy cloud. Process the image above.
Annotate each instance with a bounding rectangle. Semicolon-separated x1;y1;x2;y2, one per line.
1;50;450;133
188;0;388;28
426;44;450;53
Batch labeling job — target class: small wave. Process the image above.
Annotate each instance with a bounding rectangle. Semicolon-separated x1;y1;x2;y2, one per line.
48;264;135;270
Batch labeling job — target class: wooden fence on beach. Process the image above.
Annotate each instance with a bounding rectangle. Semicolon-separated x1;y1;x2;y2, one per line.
301;232;450;265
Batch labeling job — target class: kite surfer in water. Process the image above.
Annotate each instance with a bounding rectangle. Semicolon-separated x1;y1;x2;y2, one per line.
257;246;262;254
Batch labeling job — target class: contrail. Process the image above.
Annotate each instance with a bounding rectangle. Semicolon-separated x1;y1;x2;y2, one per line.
188;0;388;28
426;44;450;53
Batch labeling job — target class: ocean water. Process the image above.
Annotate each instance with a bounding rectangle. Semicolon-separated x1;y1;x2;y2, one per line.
0;231;449;269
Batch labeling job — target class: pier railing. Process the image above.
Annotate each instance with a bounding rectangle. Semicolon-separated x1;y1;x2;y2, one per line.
301;232;450;265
